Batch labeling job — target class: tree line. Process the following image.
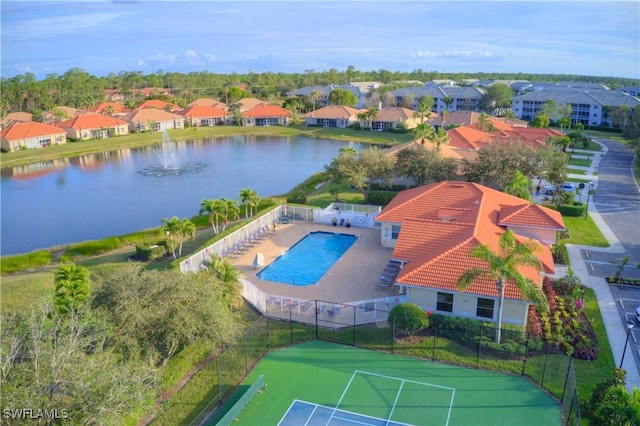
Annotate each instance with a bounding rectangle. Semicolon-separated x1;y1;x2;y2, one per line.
2;66;638;115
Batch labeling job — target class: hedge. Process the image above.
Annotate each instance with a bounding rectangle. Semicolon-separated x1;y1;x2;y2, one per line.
557;201;585;217
366;191;399;205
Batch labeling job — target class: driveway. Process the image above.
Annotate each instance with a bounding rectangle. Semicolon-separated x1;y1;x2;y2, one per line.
582;138;640;280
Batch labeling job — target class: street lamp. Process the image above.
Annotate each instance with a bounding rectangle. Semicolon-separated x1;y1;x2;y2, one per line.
620;319;635;369
584;180;594;220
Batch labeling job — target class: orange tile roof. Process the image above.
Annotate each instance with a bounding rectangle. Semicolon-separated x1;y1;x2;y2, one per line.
1;122;65;140
377;181;565;300
180;105;227;118
56;114;127;129
446;126;494;149
243;104;291;118
136;99;181;111
89;102;131;114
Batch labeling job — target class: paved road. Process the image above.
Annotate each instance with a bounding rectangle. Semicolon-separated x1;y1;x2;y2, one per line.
582;138;640;280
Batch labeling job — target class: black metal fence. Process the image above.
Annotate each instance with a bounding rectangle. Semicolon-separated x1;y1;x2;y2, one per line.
190;304;580;426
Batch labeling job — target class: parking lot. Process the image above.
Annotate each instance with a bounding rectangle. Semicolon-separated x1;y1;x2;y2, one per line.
610;285;640;372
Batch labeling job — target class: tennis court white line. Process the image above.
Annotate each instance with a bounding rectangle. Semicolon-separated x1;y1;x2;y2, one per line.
354;369;456;426
386;379;404;424
354;369;457;391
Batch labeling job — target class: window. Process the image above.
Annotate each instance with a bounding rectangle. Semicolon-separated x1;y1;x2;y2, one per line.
436;292;453;312
391;225;401;239
476;298;495;319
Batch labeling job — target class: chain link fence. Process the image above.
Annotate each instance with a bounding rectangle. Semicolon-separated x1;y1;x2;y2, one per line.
189;307;580;426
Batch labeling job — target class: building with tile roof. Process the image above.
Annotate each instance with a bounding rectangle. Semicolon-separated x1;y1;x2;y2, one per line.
187;98;228;109
1;111;34;128
1;122;67;151
120;109;184;132
88;102;132;116
136;99;181;112
242;104;291;126
375;181;565;326
305;105;363;128
56;115;130;140
180;105;227;126
372;107;421;131
237;98;267;112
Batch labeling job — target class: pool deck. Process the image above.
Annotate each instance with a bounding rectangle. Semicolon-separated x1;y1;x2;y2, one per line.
231;222;401;303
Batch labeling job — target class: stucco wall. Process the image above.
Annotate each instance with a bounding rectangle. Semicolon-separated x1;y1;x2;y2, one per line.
406;286;529;326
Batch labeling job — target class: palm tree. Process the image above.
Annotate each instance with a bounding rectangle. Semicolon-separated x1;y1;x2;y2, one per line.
504;170;533;202
413;97;434;124
177;218;196;257
239;188;260;219
443;96;454;111
439;109;449;129
204;257;243;309
310;90;320;111
356;111;368;130
54;263;91;315
200;199;224;234
477;111;490;131
220;198;239;231
456;229;548;343
366;106;379;132
429;127;449;154
161;216;182;258
412;123;435;147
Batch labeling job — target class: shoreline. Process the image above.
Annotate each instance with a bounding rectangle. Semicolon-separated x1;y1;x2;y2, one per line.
0;125;410;170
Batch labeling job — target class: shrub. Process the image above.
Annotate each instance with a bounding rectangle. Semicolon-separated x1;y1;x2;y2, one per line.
64;237;122;257
366;191;398;205
286;191;307;204
135;243;167;261
388;303;429;336
1;250;52;274
557;201;585;217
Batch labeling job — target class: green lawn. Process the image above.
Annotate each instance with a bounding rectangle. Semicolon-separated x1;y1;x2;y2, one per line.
561;215;609;247
0;271;55;312
568;157;592;167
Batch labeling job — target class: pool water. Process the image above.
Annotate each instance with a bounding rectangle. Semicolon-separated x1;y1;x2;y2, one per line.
257;231;357;286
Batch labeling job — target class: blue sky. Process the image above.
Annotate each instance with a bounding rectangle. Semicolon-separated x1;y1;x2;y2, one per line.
1;1;639;80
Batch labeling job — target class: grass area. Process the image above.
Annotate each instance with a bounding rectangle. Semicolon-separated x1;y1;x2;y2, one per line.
568;157;592;167
586;130;626;144
1;250;53;274
0;126;412;170
573;288;616;403
567;168;587;175
0;271;55;312
560;215;609;248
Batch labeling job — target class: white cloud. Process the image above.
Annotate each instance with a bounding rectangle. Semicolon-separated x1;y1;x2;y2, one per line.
411;51;439;58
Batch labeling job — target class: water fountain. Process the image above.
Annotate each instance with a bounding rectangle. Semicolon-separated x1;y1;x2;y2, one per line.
139;130;204;176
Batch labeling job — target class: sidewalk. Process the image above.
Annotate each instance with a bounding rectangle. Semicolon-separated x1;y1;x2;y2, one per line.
540;142;639;391
559;209;639;392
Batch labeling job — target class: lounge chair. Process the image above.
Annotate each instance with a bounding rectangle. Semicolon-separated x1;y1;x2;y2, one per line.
339;218;345;226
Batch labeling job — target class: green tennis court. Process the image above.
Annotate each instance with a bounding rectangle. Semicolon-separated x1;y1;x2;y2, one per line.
207;340;561;426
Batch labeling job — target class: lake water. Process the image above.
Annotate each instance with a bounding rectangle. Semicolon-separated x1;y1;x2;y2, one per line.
1;135;366;255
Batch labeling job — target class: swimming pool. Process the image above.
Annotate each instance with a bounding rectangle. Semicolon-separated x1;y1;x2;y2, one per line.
257;231;357;286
